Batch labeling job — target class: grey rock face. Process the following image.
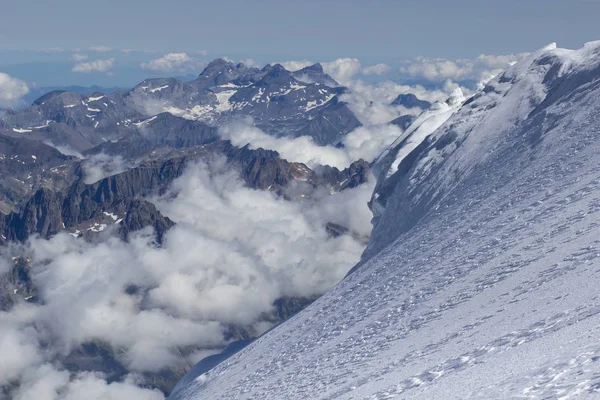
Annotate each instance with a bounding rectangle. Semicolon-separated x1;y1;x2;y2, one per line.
0;140;371;244
391;93;431;109
291;63;339;87
0;134;79;213
84;112;219;160
119;199;175;243
0;256;36;311
0;156;187;243
312;159;371;191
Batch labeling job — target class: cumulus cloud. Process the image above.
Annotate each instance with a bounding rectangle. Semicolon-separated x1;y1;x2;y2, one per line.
400;52;529;83
39;47;66;53
221;122;352;168
220;120;403;169
88;46;112;52
0;156;372;395
340;79;467;126
362;63;391;75
72;58;115;73
70;53;88;62
240;58;260;68
81;153;129;184
273;58;363;80
43;142;84;158
13;365;163;400
322;58;362;83
279;60;314;71
0;72;29;107
140;53;205;74
0;320;42;383
218;71;473;166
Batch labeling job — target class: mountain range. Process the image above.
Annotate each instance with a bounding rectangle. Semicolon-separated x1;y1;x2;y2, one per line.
0;57;383;398
170;42;600;399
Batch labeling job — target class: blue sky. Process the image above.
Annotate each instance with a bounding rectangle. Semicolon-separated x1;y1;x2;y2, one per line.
1;0;599;88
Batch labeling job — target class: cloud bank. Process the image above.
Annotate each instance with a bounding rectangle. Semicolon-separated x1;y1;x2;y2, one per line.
362;63;391;76
70;53;89;62
72;58;115;73
140;53;206;73
220;120;403;169
88;46;112;52
0;157;372;398
0;72;29;107
82;153;129;184
401;52;529;82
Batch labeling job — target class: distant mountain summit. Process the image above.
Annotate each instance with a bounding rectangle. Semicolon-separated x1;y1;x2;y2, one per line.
0;59;359;151
391;93;431;109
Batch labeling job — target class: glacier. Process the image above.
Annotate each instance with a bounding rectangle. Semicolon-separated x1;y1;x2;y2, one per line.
170;41;600;399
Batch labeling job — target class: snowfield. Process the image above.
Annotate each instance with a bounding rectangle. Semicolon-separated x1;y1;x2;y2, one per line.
171;41;600;399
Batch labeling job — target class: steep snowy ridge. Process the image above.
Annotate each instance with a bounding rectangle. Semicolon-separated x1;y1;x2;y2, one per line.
369;88;466;221
365;41;588;260
172;41;600;399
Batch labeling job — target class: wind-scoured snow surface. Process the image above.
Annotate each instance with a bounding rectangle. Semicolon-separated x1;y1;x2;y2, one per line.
172;41;600;399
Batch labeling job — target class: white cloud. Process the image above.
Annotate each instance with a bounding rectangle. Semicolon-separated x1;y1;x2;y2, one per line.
219;73;470;167
0;156;372;394
0;321;42;383
59;372;164;400
362;63;391;75
220;120;405;169
277;58;364;81
0;72;29;107
140;53;205;73
240;58;260;68
322;58;362;83
88;46;112;52
13;364;70;400
400;52;529;82
72;58;115;73
13;365;164;400
82;153;129;184
40;47;66;53
70;53;88;62
220;122;354;168
340;79;466;126
279;60;314;72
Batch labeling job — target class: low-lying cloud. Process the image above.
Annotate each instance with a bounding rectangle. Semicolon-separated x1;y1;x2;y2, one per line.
400;52;529;82
70;53;89;62
81;153;129;184
0;72;29;107
279;60;314;71
219;73;470;168
140;53;206;74
321;58;362;83
88;46;112;52
72;58;115;73
220;120;403;169
361;63;391;76
0;156;373;398
341;79;467;126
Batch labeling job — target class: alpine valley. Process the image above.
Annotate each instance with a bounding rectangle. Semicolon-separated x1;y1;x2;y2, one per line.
3;40;600;400
0;58;421;398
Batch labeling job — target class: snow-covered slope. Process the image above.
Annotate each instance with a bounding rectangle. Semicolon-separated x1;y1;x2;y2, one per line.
369;87;466;222
171;41;600;399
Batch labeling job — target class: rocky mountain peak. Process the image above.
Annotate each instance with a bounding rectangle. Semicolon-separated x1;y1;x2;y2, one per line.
199;58;237;76
391;93;431;109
